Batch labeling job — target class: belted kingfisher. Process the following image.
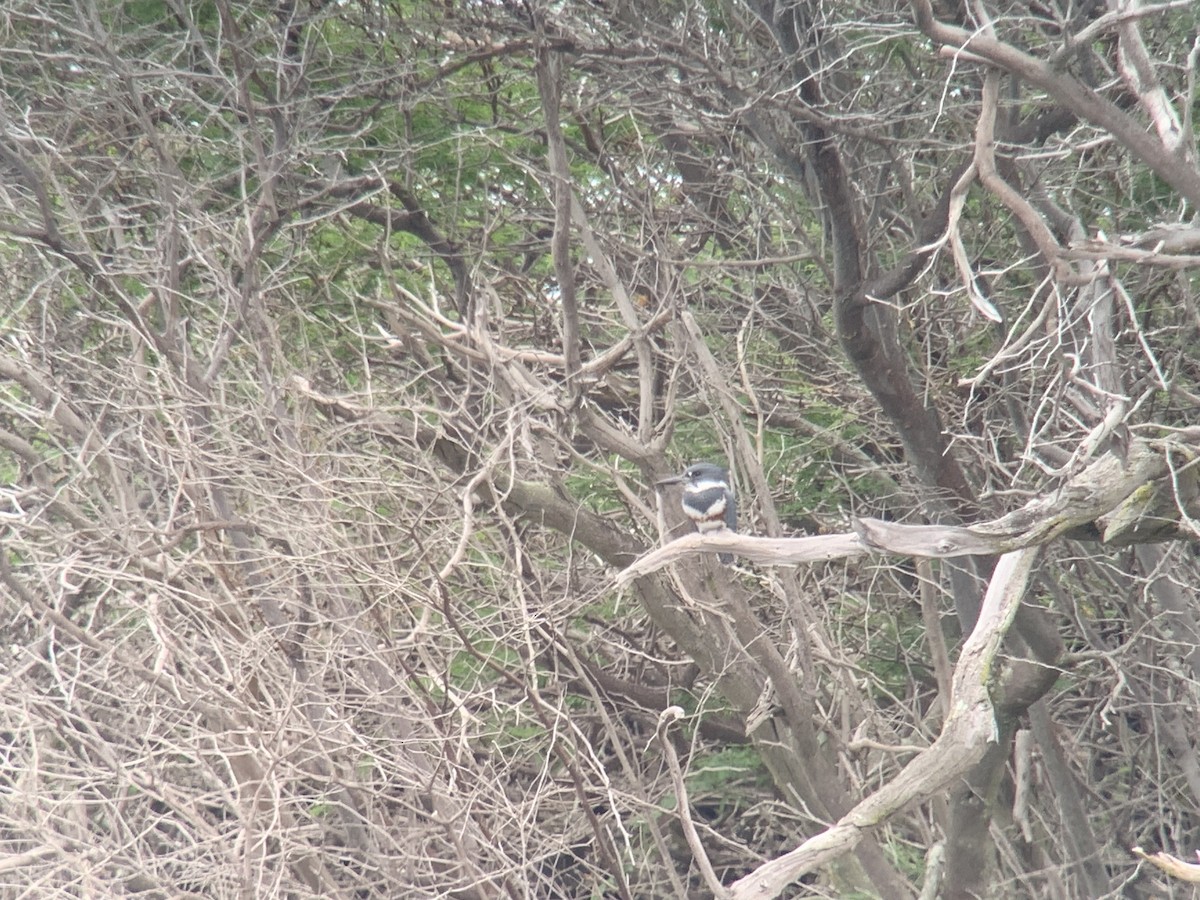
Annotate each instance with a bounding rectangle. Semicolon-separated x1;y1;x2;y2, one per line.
656;462;737;564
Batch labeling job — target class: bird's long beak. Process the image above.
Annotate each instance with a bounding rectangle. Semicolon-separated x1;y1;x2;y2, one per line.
654;474;684;488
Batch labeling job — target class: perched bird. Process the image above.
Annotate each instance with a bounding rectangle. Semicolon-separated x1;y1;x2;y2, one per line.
656;462;737;564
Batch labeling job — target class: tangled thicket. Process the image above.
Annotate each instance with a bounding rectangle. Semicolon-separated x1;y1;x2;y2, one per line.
3;2;1200;897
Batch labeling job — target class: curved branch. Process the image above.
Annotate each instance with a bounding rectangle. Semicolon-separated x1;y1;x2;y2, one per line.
728;546;1043;899
911;0;1200;208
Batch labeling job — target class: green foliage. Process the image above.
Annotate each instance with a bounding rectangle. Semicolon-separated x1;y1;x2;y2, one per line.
684;745;771;815
885;838;931;885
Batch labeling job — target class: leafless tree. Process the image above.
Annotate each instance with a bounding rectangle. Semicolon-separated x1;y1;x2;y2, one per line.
2;1;1200;897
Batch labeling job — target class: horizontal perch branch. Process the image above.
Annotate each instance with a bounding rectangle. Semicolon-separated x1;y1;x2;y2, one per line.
617;437;1194;581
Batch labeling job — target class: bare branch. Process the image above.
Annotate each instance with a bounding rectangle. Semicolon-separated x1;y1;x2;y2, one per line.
728;547;1042;898
911;0;1200;207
